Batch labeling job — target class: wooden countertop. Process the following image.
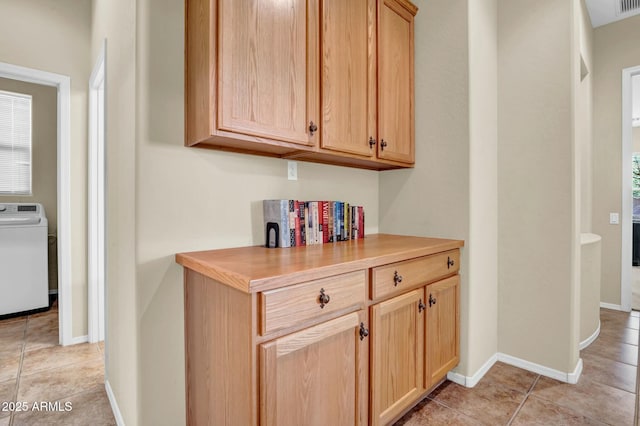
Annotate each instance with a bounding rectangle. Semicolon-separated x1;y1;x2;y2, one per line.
176;234;464;293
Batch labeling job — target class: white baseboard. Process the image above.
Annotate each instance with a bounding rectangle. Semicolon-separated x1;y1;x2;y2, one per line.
600;302;623;311
105;379;125;426
443;350;586;389
63;335;88;346
447;353;497;388
498;353;583;384
579;321;600;350
48;289;58;295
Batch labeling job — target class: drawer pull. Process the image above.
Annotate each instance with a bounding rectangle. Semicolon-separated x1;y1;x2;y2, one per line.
359;322;369;340
393;271;403;286
447;256;455;269
369;136;376;148
318;288;331;309
309;121;318;136
429;293;437;307
418;299;426;313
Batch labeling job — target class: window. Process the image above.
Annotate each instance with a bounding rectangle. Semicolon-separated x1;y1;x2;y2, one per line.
0;90;32;195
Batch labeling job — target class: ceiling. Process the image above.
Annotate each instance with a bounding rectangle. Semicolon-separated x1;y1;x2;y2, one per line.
585;0;640;27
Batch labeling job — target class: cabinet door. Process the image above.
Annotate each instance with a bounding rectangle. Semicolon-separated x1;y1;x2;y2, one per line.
260;311;368;426
320;0;376;157
425;276;460;388
371;288;424;426
377;0;415;163
218;0;319;146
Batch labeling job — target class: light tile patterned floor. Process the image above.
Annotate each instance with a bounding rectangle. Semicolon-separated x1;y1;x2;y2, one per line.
0;302;115;426
1;306;637;425
396;308;639;425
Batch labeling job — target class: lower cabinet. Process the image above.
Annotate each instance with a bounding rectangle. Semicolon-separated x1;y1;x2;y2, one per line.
370;276;460;425
370;289;424;425
426;275;460;388
260;310;369;426
178;238;462;426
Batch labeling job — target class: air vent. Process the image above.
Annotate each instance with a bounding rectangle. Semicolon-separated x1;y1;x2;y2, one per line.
619;0;640;14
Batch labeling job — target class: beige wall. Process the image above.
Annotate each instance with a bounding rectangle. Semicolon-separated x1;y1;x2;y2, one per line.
497;0;579;372
0;78;58;291
467;0;499;376
634;127;640;153
578;0;594;233
91;0;139;423
593;14;640;305
132;0;380;424
379;0;500;381
0;0;91;337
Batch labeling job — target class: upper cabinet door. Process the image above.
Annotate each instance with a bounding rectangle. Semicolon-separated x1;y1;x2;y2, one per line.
378;0;415;163
218;0;319;146
320;0;376;157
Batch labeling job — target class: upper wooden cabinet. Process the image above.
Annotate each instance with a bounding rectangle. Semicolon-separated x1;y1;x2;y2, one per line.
217;0;318;146
185;0;417;170
377;0;416;163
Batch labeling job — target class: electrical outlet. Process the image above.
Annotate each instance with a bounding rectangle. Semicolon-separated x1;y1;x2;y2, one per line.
287;161;298;181
610;212;619;225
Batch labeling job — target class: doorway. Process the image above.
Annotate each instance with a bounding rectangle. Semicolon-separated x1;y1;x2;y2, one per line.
88;41;106;344
623;65;640;312
0;61;72;345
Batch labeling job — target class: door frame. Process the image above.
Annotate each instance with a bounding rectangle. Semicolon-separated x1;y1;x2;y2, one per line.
88;40;106;343
621;65;640;312
0;61;73;345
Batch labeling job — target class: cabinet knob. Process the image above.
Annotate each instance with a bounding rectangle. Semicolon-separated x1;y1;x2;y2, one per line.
309;121;318;136
393;271;403;286
318;288;331;309
447;256;455;269
369;136;376;148
359;322;369;340
429;293;437;307
418;299;426;313
380;139;387;150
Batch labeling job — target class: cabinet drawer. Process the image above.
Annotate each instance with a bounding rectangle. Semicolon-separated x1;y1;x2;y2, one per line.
260;270;366;335
371;250;459;300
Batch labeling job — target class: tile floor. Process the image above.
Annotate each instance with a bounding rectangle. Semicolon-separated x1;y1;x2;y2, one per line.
0;306;637;425
396;308;639;425
0;302;115;426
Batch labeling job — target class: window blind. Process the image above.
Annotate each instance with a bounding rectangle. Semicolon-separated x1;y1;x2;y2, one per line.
0;90;32;195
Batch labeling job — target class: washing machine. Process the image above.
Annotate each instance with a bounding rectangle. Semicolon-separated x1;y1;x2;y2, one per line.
0;203;49;316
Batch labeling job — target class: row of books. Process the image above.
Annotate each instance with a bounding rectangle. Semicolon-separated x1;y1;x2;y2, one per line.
263;200;365;248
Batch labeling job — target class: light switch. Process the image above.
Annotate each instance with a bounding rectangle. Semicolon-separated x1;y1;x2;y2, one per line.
610;212;619;225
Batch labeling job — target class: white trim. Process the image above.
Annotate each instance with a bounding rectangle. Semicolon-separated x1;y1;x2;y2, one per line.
48;289;58;295
446;352;584;387
622;66;640;313
88;40;106;344
579;321;600;350
0;61;72;346
69;334;89;345
105;379;125;426
600;301;627;311
447;353;497;388
497;353;583;384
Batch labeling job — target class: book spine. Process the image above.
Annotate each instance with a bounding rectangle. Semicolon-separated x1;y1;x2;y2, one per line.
312;202;320;244
351;206;356;240
288;200;296;247
332;201;338;243
345;203;350;240
328;201;334;243
299;201;306;246
338;202;344;241
294;200;301;247
305;202;313;245
280;200;291;247
322;201;329;244
358;206;364;238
